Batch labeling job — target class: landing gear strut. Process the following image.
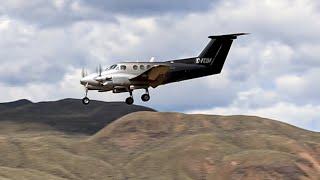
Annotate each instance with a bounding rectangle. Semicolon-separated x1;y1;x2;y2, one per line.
82;84;90;105
125;90;134;105
141;88;150;102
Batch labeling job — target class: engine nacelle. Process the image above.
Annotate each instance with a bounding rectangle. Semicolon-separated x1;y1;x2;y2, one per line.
113;87;128;93
112;76;130;86
102;80;113;89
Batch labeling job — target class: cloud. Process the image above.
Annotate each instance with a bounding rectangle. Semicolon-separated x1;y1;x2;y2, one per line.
187;102;320;132
187;87;320;131
275;69;320;104
0;16;88;85
0;15;157;85
0;0;216;26
83;0;216;15
0;0;319;131
0;0;111;26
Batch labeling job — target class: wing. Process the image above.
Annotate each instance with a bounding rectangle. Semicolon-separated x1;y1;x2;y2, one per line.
130;65;170;88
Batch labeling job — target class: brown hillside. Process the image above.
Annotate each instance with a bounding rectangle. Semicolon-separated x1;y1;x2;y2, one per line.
0;102;319;180
83;112;320;180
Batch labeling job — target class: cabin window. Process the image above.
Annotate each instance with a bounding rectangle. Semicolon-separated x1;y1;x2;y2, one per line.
140;65;145;70
146;65;151;69
107;64;117;70
120;65;126;70
133;65;138;70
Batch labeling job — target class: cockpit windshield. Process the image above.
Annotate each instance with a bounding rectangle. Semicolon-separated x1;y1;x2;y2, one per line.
106;64;117;70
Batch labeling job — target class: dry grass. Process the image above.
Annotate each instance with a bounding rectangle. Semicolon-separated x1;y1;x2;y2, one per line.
0;105;319;179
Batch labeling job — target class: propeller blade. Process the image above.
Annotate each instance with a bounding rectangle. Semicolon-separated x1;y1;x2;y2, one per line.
81;68;85;78
99;64;102;77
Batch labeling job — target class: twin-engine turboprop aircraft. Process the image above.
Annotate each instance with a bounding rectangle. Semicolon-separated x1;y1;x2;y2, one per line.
80;33;247;105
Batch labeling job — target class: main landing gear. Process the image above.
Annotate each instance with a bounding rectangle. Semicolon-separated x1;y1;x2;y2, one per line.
141;89;150;102
125;91;134;105
82;84;90;105
125;88;150;105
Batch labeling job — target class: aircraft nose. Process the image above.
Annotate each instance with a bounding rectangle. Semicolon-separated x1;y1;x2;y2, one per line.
80;75;99;86
80;77;88;85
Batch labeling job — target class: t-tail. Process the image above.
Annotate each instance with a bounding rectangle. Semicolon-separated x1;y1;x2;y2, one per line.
196;33;248;74
170;33;248;74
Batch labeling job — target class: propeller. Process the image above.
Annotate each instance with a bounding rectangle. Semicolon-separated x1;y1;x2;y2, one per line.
94;64;109;82
95;64;102;76
81;68;88;78
81;68;85;78
81;68;87;78
98;64;102;77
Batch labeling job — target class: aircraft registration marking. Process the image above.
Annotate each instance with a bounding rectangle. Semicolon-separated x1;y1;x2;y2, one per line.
196;58;213;64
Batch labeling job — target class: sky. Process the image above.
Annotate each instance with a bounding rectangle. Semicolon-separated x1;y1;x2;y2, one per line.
0;0;319;131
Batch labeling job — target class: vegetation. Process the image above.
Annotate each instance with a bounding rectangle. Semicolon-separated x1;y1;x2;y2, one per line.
0;100;319;179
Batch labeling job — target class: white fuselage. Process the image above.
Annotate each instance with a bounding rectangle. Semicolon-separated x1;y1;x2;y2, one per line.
80;62;162;92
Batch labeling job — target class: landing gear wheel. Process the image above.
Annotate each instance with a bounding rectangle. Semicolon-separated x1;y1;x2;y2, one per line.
82;97;90;105
141;94;150;102
125;97;134;105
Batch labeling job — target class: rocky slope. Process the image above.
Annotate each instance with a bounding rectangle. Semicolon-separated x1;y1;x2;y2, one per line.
0;100;319;179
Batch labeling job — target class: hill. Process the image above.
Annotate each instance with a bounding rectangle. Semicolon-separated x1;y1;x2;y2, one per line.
0;98;155;134
0;100;319;179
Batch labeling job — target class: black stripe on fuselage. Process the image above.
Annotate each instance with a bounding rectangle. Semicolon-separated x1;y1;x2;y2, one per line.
119;61;215;85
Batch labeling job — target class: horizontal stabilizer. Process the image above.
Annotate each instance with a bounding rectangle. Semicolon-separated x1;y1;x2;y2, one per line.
208;33;249;39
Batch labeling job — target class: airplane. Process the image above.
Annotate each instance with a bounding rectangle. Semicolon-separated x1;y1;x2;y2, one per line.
80;33;247;105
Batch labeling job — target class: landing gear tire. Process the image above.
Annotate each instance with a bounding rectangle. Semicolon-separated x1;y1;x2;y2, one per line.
82;97;90;105
141;94;150;102
125;97;134;105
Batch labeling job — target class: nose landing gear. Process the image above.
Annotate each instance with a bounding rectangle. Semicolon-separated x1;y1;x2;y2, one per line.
82;83;90;105
82;97;90;105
